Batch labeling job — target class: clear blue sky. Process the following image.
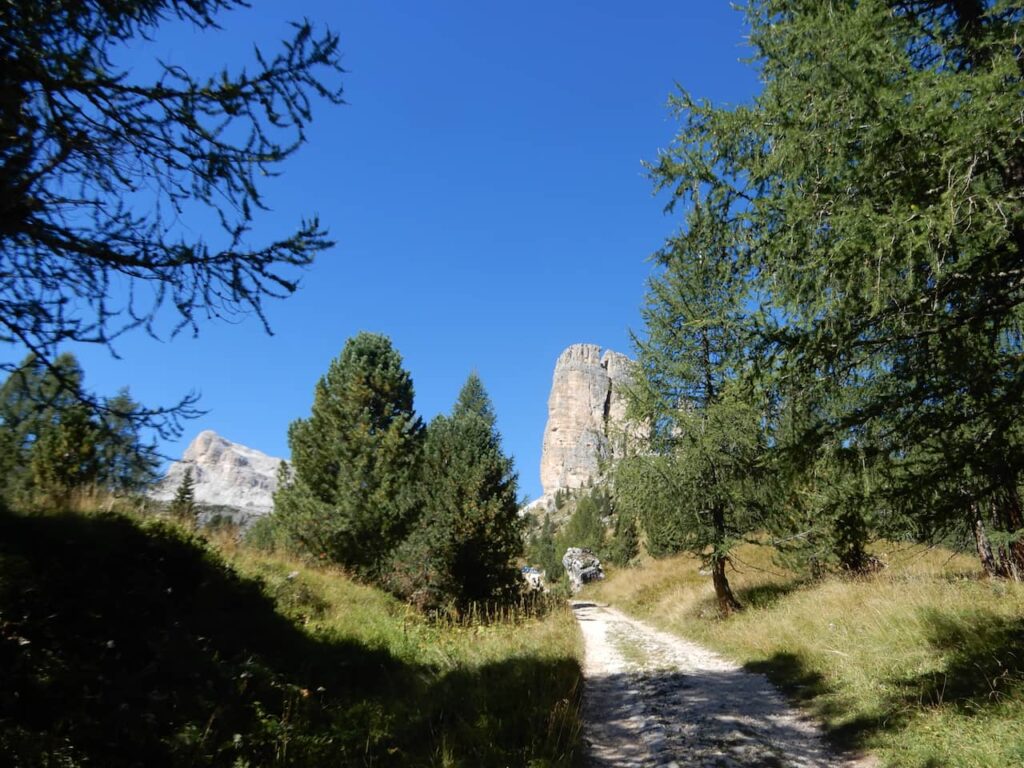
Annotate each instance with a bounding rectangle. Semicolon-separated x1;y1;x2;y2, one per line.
61;1;760;501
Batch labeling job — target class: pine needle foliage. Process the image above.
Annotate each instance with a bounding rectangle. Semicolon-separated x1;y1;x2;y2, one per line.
275;333;424;580
169;468;197;528
636;0;1024;579
0;353;156;507
1;0;345;439
391;373;523;611
617;153;770;613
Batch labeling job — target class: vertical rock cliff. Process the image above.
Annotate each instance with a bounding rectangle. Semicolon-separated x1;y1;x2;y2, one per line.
539;344;637;497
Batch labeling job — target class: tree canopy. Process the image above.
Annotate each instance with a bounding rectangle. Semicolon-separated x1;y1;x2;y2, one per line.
1;0;344;437
392;373;523;610
629;0;1024;580
0;353;157;506
275;333;425;579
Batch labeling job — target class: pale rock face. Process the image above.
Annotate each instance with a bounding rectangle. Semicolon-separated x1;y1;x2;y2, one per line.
150;430;283;521
539;344;639;497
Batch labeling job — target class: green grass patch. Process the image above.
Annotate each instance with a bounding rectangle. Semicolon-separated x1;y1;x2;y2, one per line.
0;508;583;767
586;543;1024;767
607;626;651;670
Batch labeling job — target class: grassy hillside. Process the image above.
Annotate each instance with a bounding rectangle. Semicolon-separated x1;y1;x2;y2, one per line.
586;543;1024;768
0;508;583;767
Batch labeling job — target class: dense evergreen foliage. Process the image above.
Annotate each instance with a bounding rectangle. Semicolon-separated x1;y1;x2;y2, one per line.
526;513;565;583
558;490;610;556
169;468;197;528
275;333;425;580
390;374;523;610
623;0;1024;585
275;340;527;610
742;0;1024;578
525;486;634;588
0;354;156;507
616;186;769;612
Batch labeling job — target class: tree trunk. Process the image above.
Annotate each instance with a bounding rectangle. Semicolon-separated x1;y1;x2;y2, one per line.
710;502;742;615
973;487;1024;582
990;487;1024;582
973;505;999;578
711;555;743;616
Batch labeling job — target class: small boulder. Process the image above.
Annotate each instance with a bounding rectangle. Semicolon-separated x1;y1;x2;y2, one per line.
562;547;604;593
521;566;544;592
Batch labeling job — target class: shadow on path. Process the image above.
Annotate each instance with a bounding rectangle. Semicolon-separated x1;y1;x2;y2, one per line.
573;602;839;767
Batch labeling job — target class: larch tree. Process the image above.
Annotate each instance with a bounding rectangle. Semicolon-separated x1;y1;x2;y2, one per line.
617;152;769;613
742;0;1024;577
639;0;1024;579
1;0;344;438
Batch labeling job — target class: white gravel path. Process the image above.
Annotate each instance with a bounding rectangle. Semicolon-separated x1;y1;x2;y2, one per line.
572;601;869;768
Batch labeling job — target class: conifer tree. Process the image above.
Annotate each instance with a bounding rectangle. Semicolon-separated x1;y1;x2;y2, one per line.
393;373;522;609
169;468;197;527
752;0;1024;577
0;354;156;506
609;508;640;566
94;389;160;494
526;513;564;583
0;354;84;503
275;333;424;580
641;0;1024;579
29;404;100;505
556;491;607;556
616;176;769;614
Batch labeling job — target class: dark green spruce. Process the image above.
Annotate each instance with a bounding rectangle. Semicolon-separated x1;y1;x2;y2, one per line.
390;373;523;611
0;354;157;507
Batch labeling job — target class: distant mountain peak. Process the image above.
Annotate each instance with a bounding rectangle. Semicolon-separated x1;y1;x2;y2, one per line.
150;431;283;523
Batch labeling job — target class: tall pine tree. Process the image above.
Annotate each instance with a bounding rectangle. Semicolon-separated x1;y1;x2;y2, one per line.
391;373;522;610
617;182;769;614
275;333;424;580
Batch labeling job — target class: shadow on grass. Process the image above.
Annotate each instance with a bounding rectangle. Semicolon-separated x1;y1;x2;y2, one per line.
734;580;807;611
742;652;899;757
896;609;1024;713
0;511;582;767
742;606;1024;759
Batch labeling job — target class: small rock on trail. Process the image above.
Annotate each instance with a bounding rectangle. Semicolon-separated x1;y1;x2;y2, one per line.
572;601;868;768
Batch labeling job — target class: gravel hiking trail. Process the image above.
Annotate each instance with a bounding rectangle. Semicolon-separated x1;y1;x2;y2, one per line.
572;601;869;768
